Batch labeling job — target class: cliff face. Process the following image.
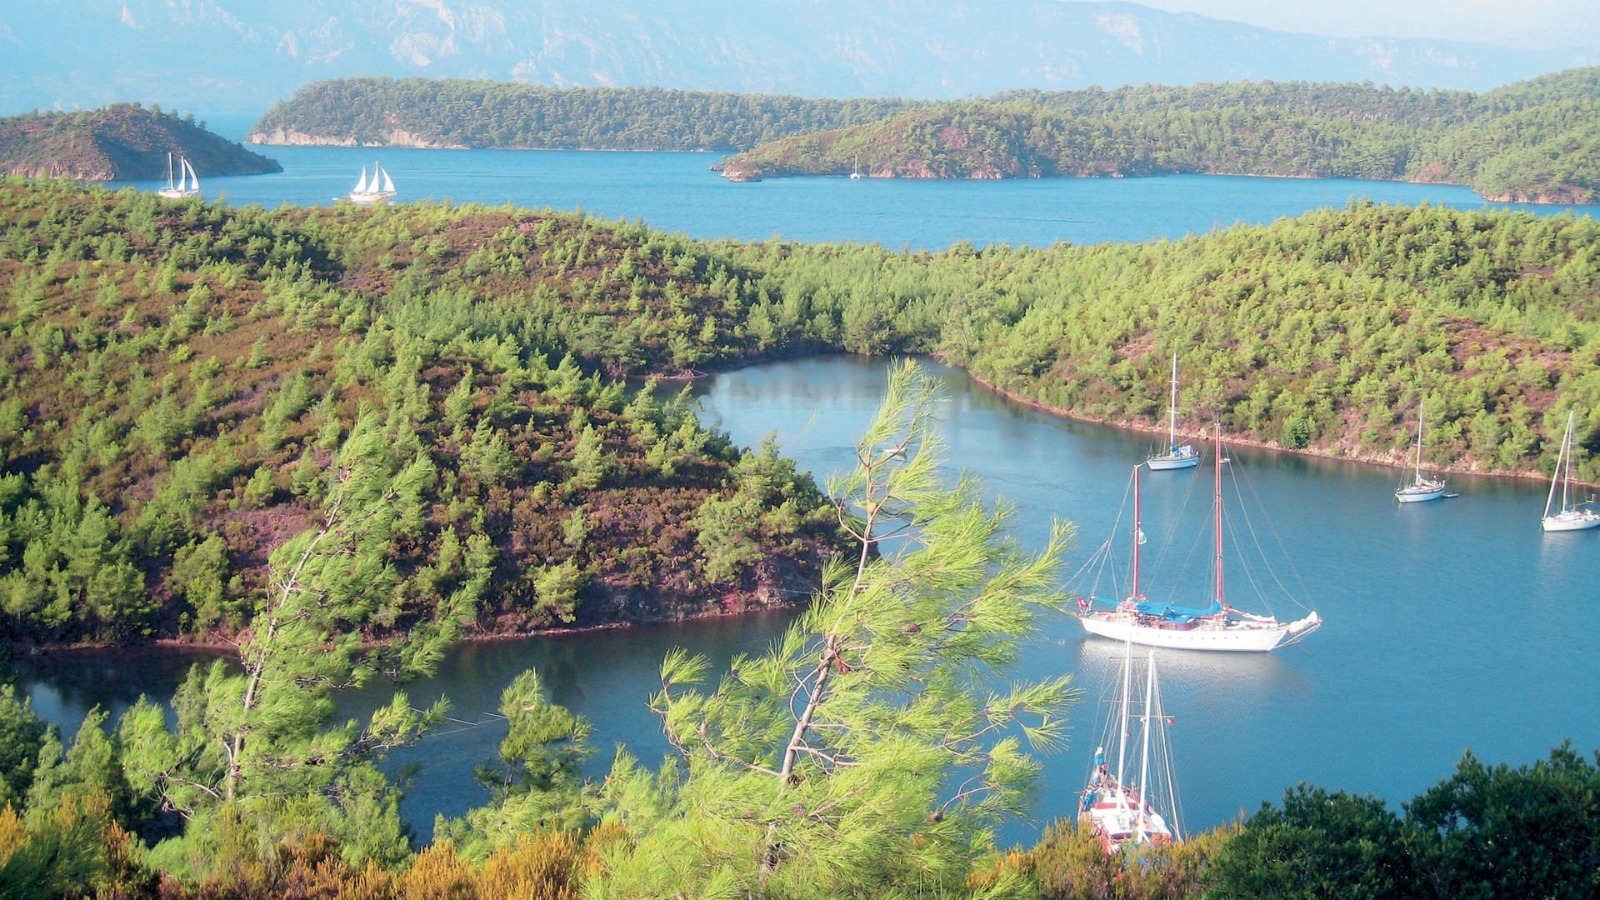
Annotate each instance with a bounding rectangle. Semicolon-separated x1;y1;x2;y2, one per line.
248;126;465;150
0;105;282;181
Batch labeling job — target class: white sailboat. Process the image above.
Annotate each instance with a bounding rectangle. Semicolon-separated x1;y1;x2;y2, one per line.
1146;353;1199;470
1079;641;1179;854
1541;409;1600;532
1077;426;1322;652
1395;401;1446;502
850;154;864;180
157;153;200;199
348;161;397;205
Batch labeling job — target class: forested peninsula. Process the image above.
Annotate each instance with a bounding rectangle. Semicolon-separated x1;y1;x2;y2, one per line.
716;66;1600;202
0;105;281;182
248;78;920;151
5;176;1600;650
4;178;1600;894
0;180;846;649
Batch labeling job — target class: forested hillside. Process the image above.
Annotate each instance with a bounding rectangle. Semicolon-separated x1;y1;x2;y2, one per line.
5;179;1599;651
250;79;922;151
0;179;844;646
4;178;1600;895
0;105;281;182
708;203;1600;480
716;67;1600;202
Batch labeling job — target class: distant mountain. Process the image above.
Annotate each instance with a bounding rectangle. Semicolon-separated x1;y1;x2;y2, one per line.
0;104;281;181
2;1;1587;117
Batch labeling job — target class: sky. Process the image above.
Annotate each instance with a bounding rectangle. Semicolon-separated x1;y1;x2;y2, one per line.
1129;0;1600;50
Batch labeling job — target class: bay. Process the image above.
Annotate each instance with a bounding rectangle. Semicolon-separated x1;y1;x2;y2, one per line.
686;356;1600;843
115;145;1600;250
17;355;1596;847
27;146;1595;849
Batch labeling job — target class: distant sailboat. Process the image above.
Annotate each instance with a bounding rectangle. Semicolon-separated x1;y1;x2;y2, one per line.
850;155;864;180
1079;640;1180;854
348;162;397;205
157;153;200;199
1077;428;1322;652
1395;400;1446;503
1146;353;1199;470
1541;409;1600;532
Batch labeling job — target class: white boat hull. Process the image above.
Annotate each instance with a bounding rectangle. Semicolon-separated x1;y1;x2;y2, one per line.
1395;482;1446;503
1079;609;1321;652
1541;510;1600;532
1146;446;1200;470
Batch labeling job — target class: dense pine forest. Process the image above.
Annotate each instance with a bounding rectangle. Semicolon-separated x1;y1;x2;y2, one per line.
0;179;845;647
5;177;1600;645
716;67;1600;202
0;105;281;182
2;176;1600;894
249;78;922;151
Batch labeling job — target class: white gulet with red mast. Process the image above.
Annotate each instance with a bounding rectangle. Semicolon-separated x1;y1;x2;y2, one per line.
1076;425;1321;652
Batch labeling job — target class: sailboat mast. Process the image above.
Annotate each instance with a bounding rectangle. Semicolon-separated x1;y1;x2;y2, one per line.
1167;353;1179;450
1562;411;1574;512
1136;650;1156;836
1131;465;1141;600
1115;639;1132;809
1548;410;1573;517
1213;424;1224;608
1414;401;1425;482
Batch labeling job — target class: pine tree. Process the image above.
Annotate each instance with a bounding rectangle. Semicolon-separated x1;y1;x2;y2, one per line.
592;360;1080;897
116;416;465;876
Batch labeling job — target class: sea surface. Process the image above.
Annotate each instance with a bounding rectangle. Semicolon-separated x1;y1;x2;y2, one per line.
24;147;1597;848
114;142;1600;251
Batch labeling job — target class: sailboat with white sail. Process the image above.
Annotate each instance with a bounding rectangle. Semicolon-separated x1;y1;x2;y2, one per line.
1076;427;1321;652
1541;409;1600;532
1079;640;1180;854
348;162;397;205
1146;353;1199;470
1395;400;1446;502
157;153;200;199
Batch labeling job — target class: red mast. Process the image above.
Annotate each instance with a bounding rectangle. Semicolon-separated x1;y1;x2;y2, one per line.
1213;423;1225;610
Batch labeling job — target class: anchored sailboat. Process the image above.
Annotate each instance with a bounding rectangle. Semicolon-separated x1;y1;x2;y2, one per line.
1395;401;1446;502
157;153;200;199
1146;354;1199;470
348;162;397;205
1076;427;1321;652
1079;641;1179;854
1541;409;1600;532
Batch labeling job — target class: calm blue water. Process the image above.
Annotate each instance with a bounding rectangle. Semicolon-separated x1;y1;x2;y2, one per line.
688;357;1600;844
17;356;1595;848
29;150;1597;849
116;145;1600;250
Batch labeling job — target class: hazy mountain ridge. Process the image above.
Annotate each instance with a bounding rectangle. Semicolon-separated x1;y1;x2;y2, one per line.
3;0;1583;116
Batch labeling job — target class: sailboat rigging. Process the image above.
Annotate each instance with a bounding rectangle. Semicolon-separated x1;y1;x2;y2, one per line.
157;153;200;199
1079;641;1180;854
348;161;397;205
1076;426;1321;652
1541;409;1600;532
1395;400;1446;502
1146;353;1199;470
